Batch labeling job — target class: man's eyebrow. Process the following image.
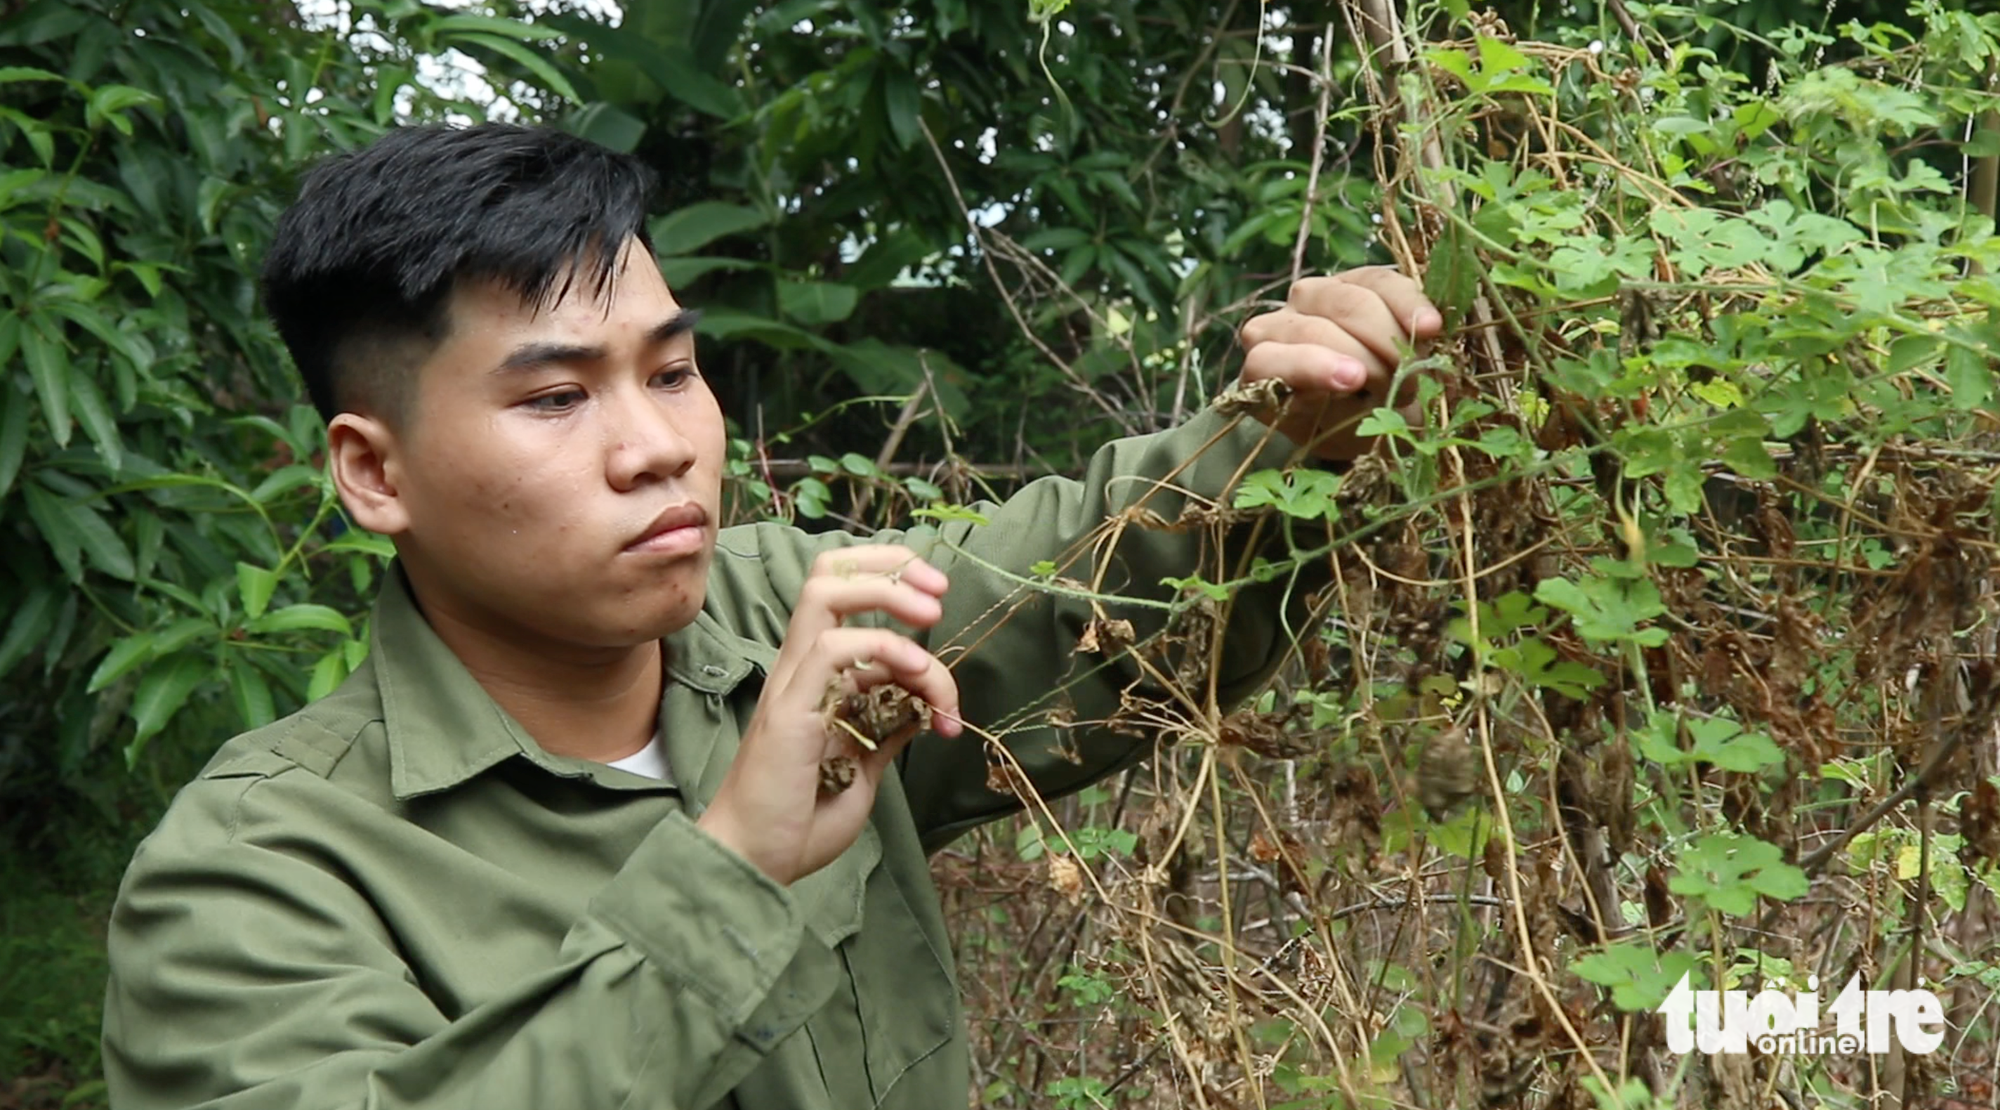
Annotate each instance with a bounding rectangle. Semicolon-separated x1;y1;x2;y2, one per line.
648;308;702;346
491;309;702;375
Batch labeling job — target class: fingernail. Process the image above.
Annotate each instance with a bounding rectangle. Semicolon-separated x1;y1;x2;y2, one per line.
1332;357;1367;390
1416;308;1443;334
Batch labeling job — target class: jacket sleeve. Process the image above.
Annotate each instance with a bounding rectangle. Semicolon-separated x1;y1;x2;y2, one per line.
731;405;1334;852
103;766;836;1110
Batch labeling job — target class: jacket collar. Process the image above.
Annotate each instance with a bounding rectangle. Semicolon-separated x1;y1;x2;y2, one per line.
370;562;774;801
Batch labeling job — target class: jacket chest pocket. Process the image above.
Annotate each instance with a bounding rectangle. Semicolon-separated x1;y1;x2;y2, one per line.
792;825;957;1108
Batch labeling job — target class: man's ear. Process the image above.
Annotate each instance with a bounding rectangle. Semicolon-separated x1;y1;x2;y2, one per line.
328;412;411;536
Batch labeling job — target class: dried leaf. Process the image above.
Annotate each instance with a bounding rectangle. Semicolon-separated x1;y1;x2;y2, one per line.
1076;617;1135;656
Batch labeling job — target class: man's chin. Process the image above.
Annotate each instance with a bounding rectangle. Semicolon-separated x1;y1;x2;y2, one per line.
581;591;708;648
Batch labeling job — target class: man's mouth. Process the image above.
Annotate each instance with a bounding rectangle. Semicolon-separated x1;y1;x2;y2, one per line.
624;503;709;556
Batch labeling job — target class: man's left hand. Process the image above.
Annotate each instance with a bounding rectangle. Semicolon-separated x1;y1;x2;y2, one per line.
1236;266;1444;462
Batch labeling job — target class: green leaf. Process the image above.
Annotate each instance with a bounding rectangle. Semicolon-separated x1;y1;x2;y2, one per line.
1669;833;1808;916
1356;408;1410;437
236;562;280;621
650;51;745;118
1424;218;1483;328
227;657;277;730
23;480;132;581
1056;244;1096;287
1690;378;1745;409
1887;334;1943;375
129;653;211;753
911;504;991;526
429;13;563;41
1233;467;1342;520
838;452;877;477
883;66;921;150
1721;437;1777;479
449;31;581;104
792;477;829;519
150;619;214;659
657;256;765;286
1946;345;1992;411
0;586;57;679
0;65;65;84
1534;573;1668;646
0;380;28;501
21;324;70;447
1670;714;1787;772
196;176;231;236
1490;636;1605;699
88;632;157;693
305;647;350;702
846;227;935;290
1572;943;1701;1012
1819;756;1874;789
1425;46;1474;84
1015;822;1046;861
1160;574;1231;603
85;85;159;133
1472;35;1552;94
1474;426;1527;459
778;281;860;326
249;604;353;637
1663;460;1704;515
68;368;121;471
649;201;771;257
1021;227;1091;252
249;465;322;504
1429;806;1491;859
1476;35;1530;72
691;307;824;349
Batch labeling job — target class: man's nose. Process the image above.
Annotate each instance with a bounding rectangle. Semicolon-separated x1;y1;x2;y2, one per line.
605;385;697;489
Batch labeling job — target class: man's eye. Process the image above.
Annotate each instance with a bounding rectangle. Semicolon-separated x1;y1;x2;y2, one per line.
652;366;696;390
526;389;584;412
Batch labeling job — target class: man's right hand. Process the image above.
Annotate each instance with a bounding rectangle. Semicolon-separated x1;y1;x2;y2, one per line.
696;545;962;886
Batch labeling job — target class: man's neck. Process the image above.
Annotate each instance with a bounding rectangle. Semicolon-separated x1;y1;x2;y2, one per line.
402;577;663;765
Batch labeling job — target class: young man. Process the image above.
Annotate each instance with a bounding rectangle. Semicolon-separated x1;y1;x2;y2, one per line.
102;124;1440;1108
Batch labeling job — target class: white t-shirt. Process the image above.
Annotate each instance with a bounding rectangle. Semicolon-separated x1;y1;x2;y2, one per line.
604;734;670;780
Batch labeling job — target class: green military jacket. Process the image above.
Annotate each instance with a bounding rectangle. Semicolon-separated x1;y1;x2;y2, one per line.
103;407;1318;1109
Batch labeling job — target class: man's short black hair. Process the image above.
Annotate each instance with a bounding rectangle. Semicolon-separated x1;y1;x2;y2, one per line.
261;123;658;424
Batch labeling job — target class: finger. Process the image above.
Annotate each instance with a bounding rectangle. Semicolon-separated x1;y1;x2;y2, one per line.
1327;267;1443;341
775;550;948;671
1277;278;1414;368
799;573;945;631
848;653;964;755
767;577;941;694
809;545;948;595
1242;312;1405;392
1240;339;1391;399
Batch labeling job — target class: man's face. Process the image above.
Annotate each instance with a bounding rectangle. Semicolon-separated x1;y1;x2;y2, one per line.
378;240;725;649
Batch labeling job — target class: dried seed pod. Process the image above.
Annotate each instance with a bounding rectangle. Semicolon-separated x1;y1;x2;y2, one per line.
1076;617;1135;656
1212;375;1292;419
817;754;859;798
1416;725;1479;820
816;680;932;797
1047;853;1084;904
